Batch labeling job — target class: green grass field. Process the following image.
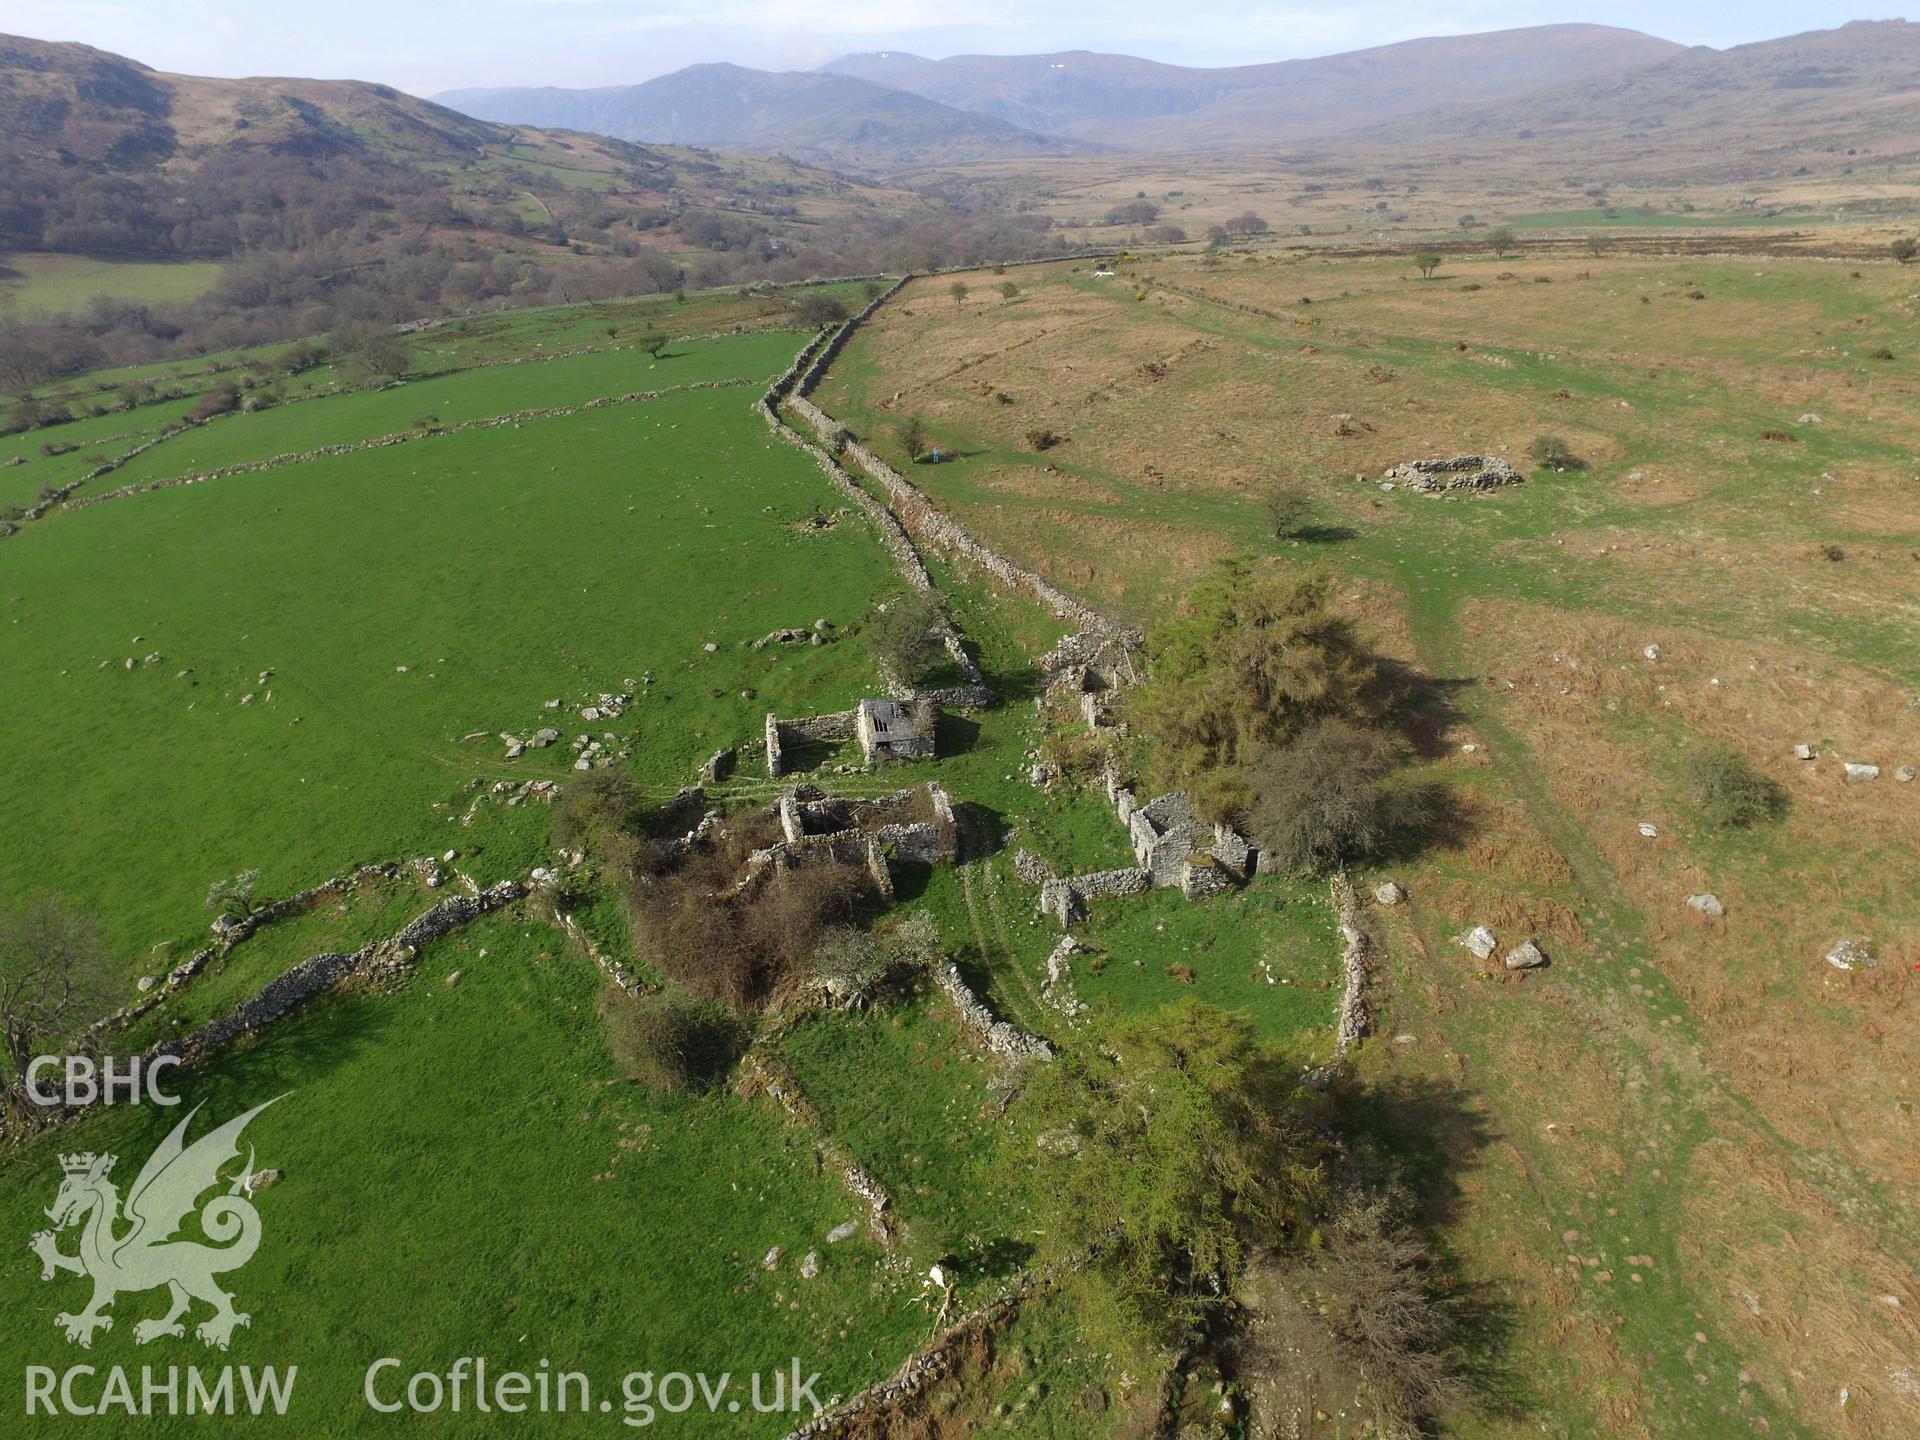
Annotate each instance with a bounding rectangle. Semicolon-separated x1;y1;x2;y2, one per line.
810;250;1920;1439
0;313;898;961
0;254;225;316
0;279;1404;1439
0;914;924;1438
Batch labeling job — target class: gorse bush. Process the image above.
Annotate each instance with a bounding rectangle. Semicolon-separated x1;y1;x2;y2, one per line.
1682;744;1787;830
1527;434;1582;471
1128;559;1385;818
1016;1002;1326;1346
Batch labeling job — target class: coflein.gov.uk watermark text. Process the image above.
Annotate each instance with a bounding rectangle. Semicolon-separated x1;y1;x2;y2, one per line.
25;1357;825;1427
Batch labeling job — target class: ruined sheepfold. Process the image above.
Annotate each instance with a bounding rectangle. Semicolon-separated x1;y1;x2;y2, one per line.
1382;454;1523;493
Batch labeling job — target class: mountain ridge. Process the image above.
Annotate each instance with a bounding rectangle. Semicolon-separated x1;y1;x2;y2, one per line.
436;62;1084;172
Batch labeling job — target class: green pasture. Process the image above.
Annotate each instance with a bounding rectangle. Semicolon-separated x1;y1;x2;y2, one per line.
0;254;225;317
0;345;899;967
0;914;920;1437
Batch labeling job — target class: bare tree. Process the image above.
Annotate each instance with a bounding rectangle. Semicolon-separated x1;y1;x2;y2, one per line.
327;321;410;383
206;868;263;923
1263;482;1313;540
0;900;117;1122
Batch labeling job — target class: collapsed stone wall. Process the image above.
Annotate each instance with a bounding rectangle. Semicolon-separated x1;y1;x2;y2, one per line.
23;878;529;1125
933;960;1053;1063
778;1269;1047;1440
738;1051;897;1245
170;880;524;1062
1328;872;1374;1055
91;861;403;1037
1305;873;1374;1088
1381;454;1524;492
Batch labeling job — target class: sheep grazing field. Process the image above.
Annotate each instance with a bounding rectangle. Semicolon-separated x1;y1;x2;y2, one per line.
816;243;1920;1437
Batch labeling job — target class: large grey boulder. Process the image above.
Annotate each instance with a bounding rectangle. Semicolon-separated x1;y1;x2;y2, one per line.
1843;762;1880;784
1460;926;1499;961
1503;939;1550;970
1375;881;1406;906
1825;938;1874;971
1687;893;1725;918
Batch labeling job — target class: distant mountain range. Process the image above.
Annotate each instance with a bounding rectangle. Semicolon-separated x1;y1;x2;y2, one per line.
437;63;1089;173
818;25;1681;145
1365;19;1920;168
438;20;1920;174
439;25;1679;168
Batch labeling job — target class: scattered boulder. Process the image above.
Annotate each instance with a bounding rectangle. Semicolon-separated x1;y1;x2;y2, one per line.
1687;893;1725;918
1375;881;1406;906
761;1246;782;1271
1794;744;1817;761
825;1220;860;1245
530;728;560;748
1825;938;1875;971
1503;939;1549;970
1843;762;1880;783
242;1168;282;1195
1898;765;1917;783
136;975;159;993
1036;1127;1082;1157
1637;822;1660;839
1642;644;1661;661
798;1250;821;1280
444;970;461;987
1460;925;1499;961
702;642;718;653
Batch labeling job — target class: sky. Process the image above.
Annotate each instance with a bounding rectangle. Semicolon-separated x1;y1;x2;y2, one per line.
0;0;1867;95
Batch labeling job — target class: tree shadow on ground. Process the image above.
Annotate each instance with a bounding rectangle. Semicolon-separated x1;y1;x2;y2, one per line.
1372;658;1475;762
1325;1072;1532;1426
1293;524;1358;544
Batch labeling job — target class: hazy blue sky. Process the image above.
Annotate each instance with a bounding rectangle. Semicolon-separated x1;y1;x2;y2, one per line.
3;1;1867;94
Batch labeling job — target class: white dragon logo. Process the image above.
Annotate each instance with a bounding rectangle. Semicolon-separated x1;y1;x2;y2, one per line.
28;1096;284;1350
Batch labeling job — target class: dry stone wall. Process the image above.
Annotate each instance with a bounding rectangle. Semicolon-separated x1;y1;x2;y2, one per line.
763;271;1134;654
1305;873;1374;1087
933;960;1053;1063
